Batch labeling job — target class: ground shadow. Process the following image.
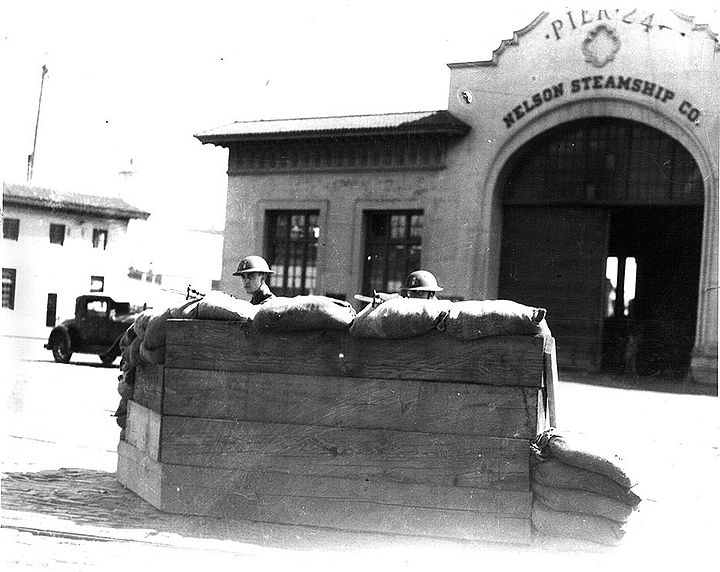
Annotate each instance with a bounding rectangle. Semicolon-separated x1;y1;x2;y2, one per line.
560;372;717;397
1;468;610;555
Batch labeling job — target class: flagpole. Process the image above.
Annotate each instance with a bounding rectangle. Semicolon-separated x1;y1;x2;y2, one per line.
27;64;48;185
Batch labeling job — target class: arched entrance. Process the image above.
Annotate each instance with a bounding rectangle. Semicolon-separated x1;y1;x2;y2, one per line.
498;117;704;376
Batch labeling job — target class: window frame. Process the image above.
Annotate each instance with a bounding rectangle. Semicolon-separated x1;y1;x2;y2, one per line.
92;228;108;249
264;209;321;296
3;218;20;241
362;210;424;295
49;223;66;245
90;275;105;293
2;268;17;309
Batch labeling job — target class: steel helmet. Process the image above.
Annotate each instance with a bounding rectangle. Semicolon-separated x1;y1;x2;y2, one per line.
233;255;274;276
401;270;443;293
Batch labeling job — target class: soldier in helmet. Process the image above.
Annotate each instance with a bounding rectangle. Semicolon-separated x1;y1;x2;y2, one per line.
400;270;444;300
233;255;276;305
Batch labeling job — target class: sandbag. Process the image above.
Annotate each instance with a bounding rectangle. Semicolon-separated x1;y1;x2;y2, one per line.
114;397;128;430
170;298;201;319
531;498;625;546
117;378;135;399
533;459;641;507
132;307;165;340
349;298;453;339
253;296;355;332
531;482;634;523
196;291;258;321
441;299;546;340
119;325;136;352
121;337;142;372
139;340;166;365
143;308;174;350
535;429;634;488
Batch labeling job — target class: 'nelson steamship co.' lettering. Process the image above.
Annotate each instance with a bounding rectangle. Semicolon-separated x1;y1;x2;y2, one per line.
502;75;702;129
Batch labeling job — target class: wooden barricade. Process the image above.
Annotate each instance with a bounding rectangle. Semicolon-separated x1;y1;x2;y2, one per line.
117;320;557;545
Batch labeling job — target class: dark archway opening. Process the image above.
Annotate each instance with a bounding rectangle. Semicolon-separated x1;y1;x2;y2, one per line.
499;117;704;378
601;206;702;377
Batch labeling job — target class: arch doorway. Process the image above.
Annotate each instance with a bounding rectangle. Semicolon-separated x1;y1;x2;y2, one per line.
498;118;704;377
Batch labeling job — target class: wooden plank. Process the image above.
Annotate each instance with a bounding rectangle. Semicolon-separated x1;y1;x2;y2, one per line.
116;440;162;508
543;336;559;427
125;401;162;461
159;417;530;490
160;469;532;543
164;320;545;387
131;363;164;413
163;368;540;439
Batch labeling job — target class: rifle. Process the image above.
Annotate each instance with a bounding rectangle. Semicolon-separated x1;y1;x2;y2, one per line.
353;290;400;308
186;285;206;300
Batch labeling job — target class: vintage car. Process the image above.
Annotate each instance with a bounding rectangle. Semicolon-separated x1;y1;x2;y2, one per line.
45;295;139;365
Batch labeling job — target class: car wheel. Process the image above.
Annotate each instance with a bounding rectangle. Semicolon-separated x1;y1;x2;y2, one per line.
100;347;120;367
51;331;73;363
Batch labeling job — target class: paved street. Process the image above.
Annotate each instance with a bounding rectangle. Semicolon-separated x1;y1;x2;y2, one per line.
1;335;718;571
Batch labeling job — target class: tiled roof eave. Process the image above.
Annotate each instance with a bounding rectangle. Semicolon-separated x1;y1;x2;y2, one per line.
4;195;150;221
195;124;470;145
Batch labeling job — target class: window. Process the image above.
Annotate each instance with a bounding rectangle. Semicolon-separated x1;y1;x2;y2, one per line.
92;228;108;249
46;293;58;327
3;218;19;240
2;268;17;309
265;210;320;296
49;223;65;245
86;299;108;316
362;211;423;294
90;276;105;292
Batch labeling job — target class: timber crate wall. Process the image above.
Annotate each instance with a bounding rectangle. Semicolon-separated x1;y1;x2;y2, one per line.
118;319;556;545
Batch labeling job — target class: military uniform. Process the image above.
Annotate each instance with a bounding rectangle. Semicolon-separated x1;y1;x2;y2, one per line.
250;282;275;305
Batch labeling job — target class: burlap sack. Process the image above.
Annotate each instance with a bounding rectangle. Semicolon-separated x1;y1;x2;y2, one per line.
132;307;166;340
119;325;136;353
534;429;634;488
349;298;453;339
253;296;355;332
114;397;128;429
139;340;166;365
441;299;546;340
121;337;142;372
117;378;135;399
170;298;201;319
531;482;634;523
533;459;641;507
196;291;258;321
143;308;174;351
531;498;625;545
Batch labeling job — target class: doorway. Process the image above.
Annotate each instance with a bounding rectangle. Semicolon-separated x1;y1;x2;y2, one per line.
601;206;702;376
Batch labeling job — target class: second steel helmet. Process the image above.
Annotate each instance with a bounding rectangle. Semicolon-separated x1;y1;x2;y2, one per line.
233;255;274;276
401;270;443;293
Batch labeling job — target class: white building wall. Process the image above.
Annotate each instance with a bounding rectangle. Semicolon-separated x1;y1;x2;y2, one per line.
2;205;138;338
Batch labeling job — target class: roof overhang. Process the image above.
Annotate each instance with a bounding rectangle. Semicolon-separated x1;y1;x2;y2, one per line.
195;110;471;146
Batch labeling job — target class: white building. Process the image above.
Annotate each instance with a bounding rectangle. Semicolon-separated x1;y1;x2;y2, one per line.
2;183;150;338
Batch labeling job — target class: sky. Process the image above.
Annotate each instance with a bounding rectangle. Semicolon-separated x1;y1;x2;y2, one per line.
2;0;718;234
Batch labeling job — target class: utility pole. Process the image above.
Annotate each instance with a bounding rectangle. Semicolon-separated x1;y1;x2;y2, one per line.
27;64;49;185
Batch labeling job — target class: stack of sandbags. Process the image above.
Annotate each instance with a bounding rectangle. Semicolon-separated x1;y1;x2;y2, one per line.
530;428;641;545
253;295;355;332
114;325;139;435
196;291;258;321
349;297;453;338
439;299;547;339
113;292;257;435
